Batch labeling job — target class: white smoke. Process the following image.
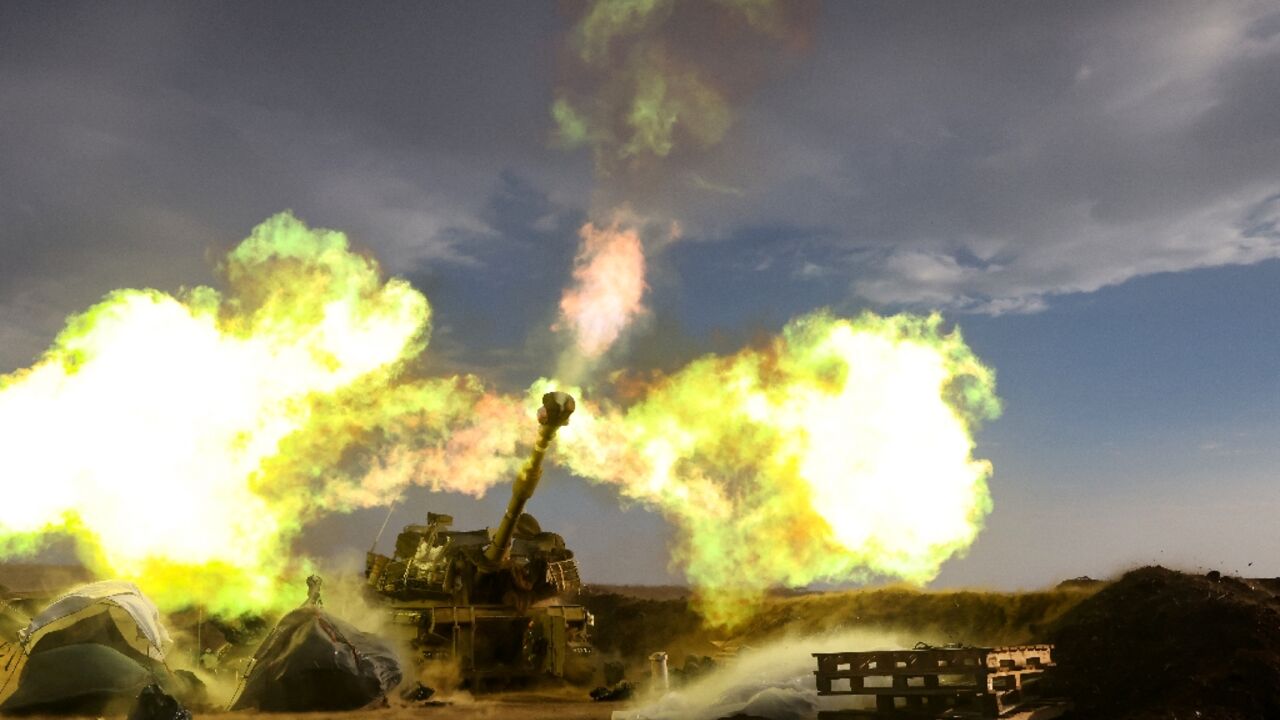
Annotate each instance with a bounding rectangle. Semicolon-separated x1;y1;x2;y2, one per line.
612;628;915;720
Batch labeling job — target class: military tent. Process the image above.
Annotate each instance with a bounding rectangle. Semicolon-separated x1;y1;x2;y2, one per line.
0;581;173;715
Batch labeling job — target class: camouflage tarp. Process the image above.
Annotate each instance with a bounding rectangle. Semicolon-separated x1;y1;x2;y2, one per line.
229;606;402;711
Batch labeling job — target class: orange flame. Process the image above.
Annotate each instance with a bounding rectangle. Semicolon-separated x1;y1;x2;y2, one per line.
555;212;649;359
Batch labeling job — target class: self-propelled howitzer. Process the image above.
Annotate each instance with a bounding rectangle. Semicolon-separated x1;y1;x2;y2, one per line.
364;392;594;688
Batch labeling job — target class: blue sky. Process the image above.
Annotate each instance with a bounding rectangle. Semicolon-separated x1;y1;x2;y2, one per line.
1;1;1278;588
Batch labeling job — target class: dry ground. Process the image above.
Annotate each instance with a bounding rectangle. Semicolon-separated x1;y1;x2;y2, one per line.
15;699;625;720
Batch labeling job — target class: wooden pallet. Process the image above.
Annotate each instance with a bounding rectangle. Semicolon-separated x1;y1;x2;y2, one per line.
814;644;1058;719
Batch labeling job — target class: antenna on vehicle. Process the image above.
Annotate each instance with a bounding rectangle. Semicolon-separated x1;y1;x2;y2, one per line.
370;497;399;554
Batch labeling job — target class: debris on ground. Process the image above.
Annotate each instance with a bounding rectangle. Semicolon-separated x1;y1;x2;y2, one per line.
126;683;191;720
590;679;636;701
400;682;437;703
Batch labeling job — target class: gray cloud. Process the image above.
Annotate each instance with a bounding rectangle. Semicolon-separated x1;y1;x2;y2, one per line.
3;0;1279;380
0;1;586;371
645;0;1280;314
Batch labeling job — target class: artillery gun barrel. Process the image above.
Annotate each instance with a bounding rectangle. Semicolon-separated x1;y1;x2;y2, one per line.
484;391;575;564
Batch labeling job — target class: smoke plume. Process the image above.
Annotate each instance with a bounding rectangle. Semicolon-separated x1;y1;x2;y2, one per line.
616;628;914;720
553;0;813;173
536;311;1000;627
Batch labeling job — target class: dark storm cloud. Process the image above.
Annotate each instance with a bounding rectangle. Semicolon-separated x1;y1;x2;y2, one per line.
0;1;587;372
644;0;1280;314
3;0;1279;378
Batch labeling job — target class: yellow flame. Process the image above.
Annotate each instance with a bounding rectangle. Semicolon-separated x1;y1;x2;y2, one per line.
258;374;526;512
535;311;1000;627
0;213;442;614
0;212;1001;630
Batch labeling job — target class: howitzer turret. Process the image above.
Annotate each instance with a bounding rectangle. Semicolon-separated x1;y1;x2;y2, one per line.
363;391;594;688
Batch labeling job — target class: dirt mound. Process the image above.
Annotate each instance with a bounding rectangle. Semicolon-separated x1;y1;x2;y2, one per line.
1049;566;1280;720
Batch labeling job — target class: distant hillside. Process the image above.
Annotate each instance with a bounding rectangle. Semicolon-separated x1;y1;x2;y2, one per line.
0;563;95;596
581;583;1101;669
584;584;691;601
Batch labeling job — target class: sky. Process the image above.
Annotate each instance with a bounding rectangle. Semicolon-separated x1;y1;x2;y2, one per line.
1;0;1278;589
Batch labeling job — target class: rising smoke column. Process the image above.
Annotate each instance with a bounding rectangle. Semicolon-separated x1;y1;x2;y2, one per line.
0;213;526;615
534;311;1000;627
548;0;812;370
553;0;812;171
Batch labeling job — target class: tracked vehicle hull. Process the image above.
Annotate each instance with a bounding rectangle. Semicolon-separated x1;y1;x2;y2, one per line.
380;602;594;688
363;393;598;689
